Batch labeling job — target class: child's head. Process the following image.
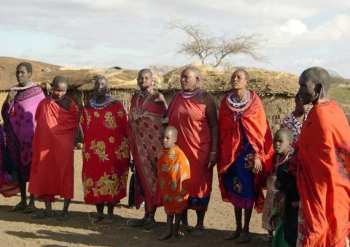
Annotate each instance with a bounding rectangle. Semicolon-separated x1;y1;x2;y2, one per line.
273;128;292;154
51;76;68;100
163;126;178;149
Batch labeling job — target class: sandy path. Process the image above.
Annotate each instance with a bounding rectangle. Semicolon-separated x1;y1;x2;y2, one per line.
0;151;269;247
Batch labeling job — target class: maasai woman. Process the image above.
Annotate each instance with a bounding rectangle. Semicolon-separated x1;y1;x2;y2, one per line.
167;66;218;235
81;75;129;223
1;62;45;212
128;69;167;229
218;69;273;243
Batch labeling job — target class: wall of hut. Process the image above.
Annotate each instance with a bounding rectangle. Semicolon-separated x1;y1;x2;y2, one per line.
0;88;295;133
105;88;295;133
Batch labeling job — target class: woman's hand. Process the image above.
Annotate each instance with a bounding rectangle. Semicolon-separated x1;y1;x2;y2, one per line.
252;156;263;174
207;151;217;169
245;154;262;174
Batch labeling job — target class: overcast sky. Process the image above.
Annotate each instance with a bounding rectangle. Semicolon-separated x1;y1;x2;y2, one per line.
1;0;350;77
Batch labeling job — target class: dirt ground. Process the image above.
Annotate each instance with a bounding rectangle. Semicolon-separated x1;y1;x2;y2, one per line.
0;151;269;247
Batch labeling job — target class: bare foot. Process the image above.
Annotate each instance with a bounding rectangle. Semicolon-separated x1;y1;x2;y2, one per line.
158;230;172;241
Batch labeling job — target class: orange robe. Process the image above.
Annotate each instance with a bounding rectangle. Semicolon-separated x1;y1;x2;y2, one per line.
167;91;212;209
29;98;79;200
296;101;350;247
157;145;190;215
218;92;273;211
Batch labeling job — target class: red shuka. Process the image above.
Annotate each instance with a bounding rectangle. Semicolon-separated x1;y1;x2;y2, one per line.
29;98;79;200
296;101;350;247
167;92;213;206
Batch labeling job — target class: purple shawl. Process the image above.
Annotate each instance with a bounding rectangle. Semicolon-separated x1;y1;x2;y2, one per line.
1;85;45;183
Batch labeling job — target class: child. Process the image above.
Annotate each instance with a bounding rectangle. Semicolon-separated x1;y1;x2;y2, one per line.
262;128;294;244
29;76;79;220
274;132;299;247
157;126;190;240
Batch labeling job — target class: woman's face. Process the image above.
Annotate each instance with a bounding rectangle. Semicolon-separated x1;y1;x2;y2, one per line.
180;69;198;92
137;71;153;90
16;66;32;86
93;78;108;97
231;71;248;91
52;82;67;100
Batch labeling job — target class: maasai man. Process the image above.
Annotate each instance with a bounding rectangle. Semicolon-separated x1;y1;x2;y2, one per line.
128;68;167;229
167;66;218;235
157;126;190;240
1;62;45;212
296;67;350;247
218;69;273;243
29;76;79;220
81;75;129;223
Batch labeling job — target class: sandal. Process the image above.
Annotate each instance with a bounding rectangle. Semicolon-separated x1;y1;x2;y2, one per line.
127;217;147;227
237;232;252;243
23;204;37;214
31;209;54;219
56;212;70;221
143;218;156;230
225;230;241;240
12;201;27;212
191;226;205;237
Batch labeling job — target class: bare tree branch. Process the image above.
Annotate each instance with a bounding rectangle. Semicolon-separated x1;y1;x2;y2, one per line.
213;34;262;67
170;22;216;64
170;22;262;67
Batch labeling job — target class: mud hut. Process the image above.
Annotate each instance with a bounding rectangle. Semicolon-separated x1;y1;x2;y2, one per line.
0;58;300;131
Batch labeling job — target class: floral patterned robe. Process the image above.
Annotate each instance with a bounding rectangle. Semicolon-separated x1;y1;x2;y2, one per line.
81;101;129;204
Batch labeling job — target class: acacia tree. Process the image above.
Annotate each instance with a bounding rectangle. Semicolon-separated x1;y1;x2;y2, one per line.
170;22;262;67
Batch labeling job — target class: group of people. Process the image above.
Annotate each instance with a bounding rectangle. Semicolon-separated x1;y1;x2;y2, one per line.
0;62;348;247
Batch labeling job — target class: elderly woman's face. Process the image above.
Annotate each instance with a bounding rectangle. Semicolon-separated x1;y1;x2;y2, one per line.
231;71;248;90
137;71;153;90
180;69;198;91
297;78;317;105
93;78;108;96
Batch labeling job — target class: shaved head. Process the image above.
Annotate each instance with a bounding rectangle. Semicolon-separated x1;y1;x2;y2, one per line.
274;128;293;142
163;125;178;148
182;66;201;80
299;67;331;94
297;67;331;104
52;75;67;88
232;68;249;81
138;68;153;77
165;126;178;138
